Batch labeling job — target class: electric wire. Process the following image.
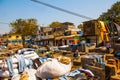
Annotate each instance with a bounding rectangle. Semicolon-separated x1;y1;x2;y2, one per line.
31;0;93;20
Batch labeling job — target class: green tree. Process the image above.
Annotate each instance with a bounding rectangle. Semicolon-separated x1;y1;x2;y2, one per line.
10;18;38;36
77;23;83;31
10;18;39;47
49;22;63;28
99;1;120;25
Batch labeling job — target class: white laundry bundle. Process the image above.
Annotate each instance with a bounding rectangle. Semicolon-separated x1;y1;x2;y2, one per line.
11;69;38;80
36;58;71;79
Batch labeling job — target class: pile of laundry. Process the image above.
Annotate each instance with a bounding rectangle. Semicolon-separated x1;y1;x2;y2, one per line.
0;48;38;77
0;48;96;80
11;68;96;80
81;54;105;68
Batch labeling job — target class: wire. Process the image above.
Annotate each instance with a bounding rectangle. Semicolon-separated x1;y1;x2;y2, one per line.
31;0;93;20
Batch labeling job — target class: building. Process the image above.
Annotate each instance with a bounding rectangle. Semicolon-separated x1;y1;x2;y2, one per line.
0;34;8;46
35;27;54;46
63;28;83;45
7;34;23;47
54;22;75;46
35;22;83;47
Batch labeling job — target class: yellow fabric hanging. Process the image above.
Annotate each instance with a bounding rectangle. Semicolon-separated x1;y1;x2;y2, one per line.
99;21;109;42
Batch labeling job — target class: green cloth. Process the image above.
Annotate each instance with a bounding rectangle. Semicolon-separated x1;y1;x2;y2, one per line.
48;51;54;55
35;49;39;54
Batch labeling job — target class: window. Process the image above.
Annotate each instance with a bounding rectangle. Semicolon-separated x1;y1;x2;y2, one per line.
48;31;52;35
41;33;44;36
44;33;46;36
64;31;71;36
9;36;11;38
16;36;19;38
69;40;74;43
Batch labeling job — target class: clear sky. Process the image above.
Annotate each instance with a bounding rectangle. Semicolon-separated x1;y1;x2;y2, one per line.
0;0;119;34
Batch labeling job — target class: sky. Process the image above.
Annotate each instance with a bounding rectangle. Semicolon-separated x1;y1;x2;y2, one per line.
0;0;119;34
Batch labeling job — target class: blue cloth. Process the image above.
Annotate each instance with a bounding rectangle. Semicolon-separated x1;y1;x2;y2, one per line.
65;69;80;77
59;76;69;80
39;57;47;62
47;78;53;80
39;57;47;63
1;46;6;49
101;62;105;67
46;53;52;58
28;59;33;69
100;56;105;67
14;55;26;73
7;57;14;77
88;55;101;63
77;31;83;36
95;56;101;63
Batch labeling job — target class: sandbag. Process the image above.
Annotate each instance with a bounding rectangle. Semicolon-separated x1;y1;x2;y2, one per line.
0;56;32;71
23;52;39;60
11;69;37;80
0;69;19;78
23;51;35;55
0;55;34;77
36;58;71;79
17;48;35;54
0;54;37;65
2;59;30;70
11;74;20;80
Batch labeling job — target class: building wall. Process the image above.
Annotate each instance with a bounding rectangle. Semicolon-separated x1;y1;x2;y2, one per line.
35;22;77;46
7;34;23;47
8;34;22;41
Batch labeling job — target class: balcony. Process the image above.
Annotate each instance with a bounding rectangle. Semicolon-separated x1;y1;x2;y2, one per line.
41;35;54;40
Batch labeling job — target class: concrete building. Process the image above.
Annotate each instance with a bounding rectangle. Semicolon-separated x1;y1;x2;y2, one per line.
35;22;83;47
35;27;54;46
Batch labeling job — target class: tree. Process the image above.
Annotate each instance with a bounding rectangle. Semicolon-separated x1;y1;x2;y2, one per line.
49;22;63;28
10;18;39;36
77;23;83;31
10;18;39;47
99;1;120;25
